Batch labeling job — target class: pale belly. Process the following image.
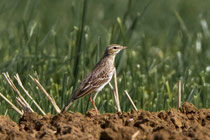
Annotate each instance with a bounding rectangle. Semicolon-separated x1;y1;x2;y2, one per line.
95;71;114;93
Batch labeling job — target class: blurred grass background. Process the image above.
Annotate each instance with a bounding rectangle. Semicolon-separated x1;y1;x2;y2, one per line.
0;0;210;121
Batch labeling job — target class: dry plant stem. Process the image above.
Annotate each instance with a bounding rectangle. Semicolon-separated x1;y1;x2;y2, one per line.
4;109;8;116
108;83;121;112
30;75;61;113
14;74;46;115
131;131;140;140
15;97;28;111
16;97;33;112
113;68;121;113
178;80;181;108
2;72;34;112
0;92;23;116
123;90;138;111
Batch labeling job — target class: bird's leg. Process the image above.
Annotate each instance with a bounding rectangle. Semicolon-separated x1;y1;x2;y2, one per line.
89;95;99;114
93;92;99;102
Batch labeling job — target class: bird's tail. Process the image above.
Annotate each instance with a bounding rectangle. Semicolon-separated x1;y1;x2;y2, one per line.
62;99;74;113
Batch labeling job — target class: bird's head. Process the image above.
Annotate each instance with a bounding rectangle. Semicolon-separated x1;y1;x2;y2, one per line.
104;44;127;56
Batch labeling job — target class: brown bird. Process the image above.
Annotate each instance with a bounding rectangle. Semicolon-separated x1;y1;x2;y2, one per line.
62;44;127;113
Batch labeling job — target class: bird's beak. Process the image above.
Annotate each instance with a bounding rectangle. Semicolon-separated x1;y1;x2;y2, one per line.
121;46;127;50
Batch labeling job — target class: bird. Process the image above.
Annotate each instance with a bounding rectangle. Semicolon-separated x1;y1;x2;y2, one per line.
62;44;127;114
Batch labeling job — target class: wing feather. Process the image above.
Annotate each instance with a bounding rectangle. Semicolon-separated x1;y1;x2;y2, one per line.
70;57;115;101
71;66;114;100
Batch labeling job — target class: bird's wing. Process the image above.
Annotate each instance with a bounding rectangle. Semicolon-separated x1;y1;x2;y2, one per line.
72;66;114;100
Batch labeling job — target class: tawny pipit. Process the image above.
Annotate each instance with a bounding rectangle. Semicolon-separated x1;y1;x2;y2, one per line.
62;44;127;113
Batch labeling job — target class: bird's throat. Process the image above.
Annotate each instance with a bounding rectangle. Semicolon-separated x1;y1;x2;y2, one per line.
106;54;116;65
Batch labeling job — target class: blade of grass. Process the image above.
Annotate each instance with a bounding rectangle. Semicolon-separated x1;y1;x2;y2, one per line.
73;0;88;82
187;87;196;102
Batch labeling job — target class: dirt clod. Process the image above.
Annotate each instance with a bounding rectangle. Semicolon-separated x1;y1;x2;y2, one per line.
0;102;209;140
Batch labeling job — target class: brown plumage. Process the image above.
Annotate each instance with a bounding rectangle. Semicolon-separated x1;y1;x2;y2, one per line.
62;44;127;113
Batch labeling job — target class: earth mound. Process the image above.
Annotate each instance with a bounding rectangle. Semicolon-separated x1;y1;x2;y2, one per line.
0;102;209;140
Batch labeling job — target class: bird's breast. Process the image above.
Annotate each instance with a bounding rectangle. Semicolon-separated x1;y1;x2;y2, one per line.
95;69;114;93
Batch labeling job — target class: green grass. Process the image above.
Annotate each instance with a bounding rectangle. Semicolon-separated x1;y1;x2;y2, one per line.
0;0;210;121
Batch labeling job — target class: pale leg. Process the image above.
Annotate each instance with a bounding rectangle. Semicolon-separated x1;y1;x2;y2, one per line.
93;91;99;102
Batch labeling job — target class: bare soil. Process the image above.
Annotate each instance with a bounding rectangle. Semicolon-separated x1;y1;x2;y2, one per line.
0;102;209;140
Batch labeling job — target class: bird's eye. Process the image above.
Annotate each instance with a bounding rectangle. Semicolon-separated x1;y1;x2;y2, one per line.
113;47;117;49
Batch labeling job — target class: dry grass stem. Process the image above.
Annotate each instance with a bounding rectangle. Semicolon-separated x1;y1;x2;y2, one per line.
108;82;121;112
14;74;46;115
131;131;140;140
0;92;23;115
113;68;121;113
2;72;34;112
123;90;138;111
4;109;8;116
29;75;61;113
178;80;181;108
15;97;31;112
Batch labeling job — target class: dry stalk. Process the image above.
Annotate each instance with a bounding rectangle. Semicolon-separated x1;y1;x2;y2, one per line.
178;80;181;108
14;74;46;115
29;75;61;113
131;131;140;140
0;92;23;115
123;90;138;111
15;97;28;112
113;68;121;113
108;82;121;113
4;109;8;116
2;72;34;112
